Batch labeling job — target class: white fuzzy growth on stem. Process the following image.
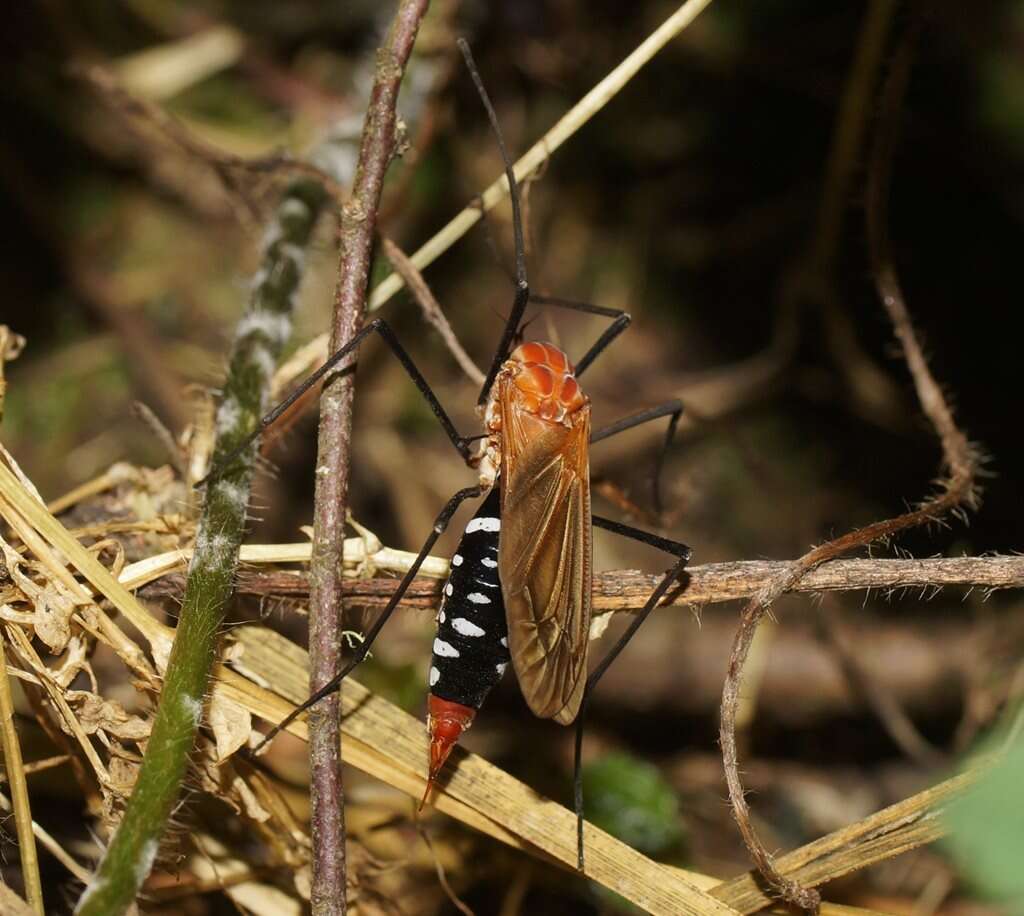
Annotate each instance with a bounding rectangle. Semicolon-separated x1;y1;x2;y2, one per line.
236;310;292;348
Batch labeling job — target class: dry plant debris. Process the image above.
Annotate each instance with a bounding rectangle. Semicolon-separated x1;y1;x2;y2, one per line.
1;1;1022;914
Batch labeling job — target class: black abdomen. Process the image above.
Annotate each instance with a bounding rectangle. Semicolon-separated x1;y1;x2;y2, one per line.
428;486;510;709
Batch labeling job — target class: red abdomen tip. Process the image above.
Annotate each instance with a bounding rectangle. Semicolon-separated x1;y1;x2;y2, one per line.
422;695;477;809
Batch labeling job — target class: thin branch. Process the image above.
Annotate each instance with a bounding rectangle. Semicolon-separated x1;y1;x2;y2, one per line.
381;236;485;386
130;401;188;478
74;178;328;916
305;4;429;915
718;24;980;913
209;555;1024;612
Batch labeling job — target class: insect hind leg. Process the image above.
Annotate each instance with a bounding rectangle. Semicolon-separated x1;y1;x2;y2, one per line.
592;399;684;517
253;483;486;752
573;516;691;872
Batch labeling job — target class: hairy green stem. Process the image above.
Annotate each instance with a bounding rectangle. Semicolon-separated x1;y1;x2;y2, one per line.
74;178;327;916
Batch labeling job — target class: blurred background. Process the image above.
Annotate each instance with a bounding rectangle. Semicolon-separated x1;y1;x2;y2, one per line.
2;1;1023;913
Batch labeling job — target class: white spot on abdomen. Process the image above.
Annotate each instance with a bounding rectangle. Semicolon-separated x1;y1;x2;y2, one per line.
429;666;440;686
451;554;464;566
481;557;498;568
465;517;500;534
445;583;454;597
467;592;491;605
496;662;508;676
452;618;485;637
433;639;459;658
500;637;508;647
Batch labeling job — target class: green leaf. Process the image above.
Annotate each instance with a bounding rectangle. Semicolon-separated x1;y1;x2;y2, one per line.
944;729;1024;907
582;752;685;857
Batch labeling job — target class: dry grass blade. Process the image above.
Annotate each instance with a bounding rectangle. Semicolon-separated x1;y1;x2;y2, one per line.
0;457;171;652
0;632;44;914
226;625;738;916
706;771;976;913
0;882;34;916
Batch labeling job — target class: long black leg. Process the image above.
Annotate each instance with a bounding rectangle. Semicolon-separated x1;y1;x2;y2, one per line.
591;399;684;516
196;317;471;487
457;39;531;407
460;38;636;399
527;294;632;378
253;483;486;752
574;516;691;871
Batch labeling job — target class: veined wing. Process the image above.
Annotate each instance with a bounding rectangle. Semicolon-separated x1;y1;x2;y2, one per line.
498;381;592;725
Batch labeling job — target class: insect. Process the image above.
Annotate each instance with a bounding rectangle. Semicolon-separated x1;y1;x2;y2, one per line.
206;39;692;870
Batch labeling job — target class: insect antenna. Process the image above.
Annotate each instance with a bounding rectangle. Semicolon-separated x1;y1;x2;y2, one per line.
456;38;531;406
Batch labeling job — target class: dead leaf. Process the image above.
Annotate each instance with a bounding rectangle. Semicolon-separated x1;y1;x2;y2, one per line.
32;585;76;653
0;879;34;916
208;688;252;761
67;690;151;741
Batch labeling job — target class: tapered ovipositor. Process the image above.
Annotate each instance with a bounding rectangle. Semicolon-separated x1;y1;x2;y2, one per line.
420;695;476;810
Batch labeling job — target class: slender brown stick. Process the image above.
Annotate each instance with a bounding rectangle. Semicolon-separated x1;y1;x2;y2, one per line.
718;26;980;914
381;235;485;386
215;554;1024;612
306;4;430;914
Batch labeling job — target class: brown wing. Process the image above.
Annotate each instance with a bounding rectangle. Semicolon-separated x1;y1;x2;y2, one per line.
498;378;592;725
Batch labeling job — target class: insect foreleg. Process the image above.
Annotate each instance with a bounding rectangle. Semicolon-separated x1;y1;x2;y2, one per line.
527;294;632;378
197;317;471;487
253;483;485;751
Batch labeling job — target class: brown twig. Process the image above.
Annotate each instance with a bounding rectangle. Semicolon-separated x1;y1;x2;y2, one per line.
217;555;1024;613
381;236;485;386
718;27;980;913
305;4;430;914
415;820;476;916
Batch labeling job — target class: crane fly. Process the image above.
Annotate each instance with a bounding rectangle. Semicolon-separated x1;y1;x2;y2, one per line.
201;39;691;871
425;339;592;796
